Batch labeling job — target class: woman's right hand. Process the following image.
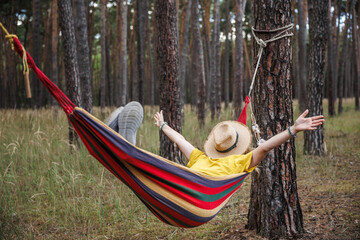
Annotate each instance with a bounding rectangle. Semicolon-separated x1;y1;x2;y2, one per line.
154;110;164;127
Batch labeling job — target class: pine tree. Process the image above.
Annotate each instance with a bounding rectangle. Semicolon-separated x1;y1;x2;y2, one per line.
154;0;183;165
247;0;303;237
304;0;328;155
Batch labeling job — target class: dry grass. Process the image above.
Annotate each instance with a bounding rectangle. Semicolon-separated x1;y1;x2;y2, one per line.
0;99;359;239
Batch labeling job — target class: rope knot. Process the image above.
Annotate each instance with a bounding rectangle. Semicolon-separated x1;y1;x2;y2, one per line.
252;124;261;134
256;38;267;48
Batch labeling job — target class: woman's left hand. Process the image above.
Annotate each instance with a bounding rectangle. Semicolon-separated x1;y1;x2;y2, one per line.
294;109;325;132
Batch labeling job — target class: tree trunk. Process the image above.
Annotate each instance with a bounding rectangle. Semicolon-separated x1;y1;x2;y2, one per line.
146;9;155;108
58;0;82;146
298;0;307;111
0;31;4;108
243;37;252;93
215;1;221;118
42;4;52;105
51;0;59;112
3;38;10;108
10;4;17;108
338;0;350;114
74;0;92;113
247;1;303;238
179;1;191;119
32;0;42;108
100;0;106;117
192;0;206;126
210;0;220;120
105;8;113;106
202;0;212;108
352;0;360;110
152;5;159;107
137;0;147;105
327;0;339;116
87;2;95;77
154;0;183;165
117;0;128;106
130;4;138;102
233;0;245;119
224;0;230;109
304;0;328;155
345;40;352;98
114;3;120;106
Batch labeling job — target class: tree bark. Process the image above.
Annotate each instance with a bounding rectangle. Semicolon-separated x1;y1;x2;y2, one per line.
247;0;303;238
202;0;212;108
352;0;360;110
32;0;42;107
51;0;59;112
114;3;120;106
345;40;352;98
100;0;106;117
224;0;230;109
304;0;328;155
243;37;252;92
0;30;4;108
154;0;183;165
116;0;128;106
136;0;147;105
74;0;92;113
192;0;206;126
338;0;350;114
233;0;245;119
42;4;52;105
210;0;220;120
215;1;221;118
130;4;138;102
146;8;155;108
58;0;82;146
327;0;339;116
87;2;95;76
105;7;113;106
179;1;191;119
298;0;308;112
152;5;159;107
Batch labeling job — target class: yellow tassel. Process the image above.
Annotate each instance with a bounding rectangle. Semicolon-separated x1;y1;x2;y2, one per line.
25;71;31;98
22;46;31;98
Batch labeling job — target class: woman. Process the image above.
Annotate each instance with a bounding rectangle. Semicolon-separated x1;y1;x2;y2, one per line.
154;110;324;176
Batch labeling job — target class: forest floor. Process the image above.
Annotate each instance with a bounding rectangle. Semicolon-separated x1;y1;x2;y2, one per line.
0;100;359;239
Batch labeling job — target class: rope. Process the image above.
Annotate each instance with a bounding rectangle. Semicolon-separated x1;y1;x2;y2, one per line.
0;22;31;98
247;23;294;145
0;22;16;50
1;22;75;113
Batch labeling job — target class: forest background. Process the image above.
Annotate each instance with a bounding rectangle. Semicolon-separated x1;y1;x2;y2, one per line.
1;0;358;114
0;0;359;239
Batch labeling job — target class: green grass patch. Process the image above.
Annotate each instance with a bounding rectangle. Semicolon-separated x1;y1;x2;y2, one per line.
0;100;359;239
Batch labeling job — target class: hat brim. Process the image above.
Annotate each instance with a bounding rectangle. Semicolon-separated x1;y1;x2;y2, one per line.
204;121;252;159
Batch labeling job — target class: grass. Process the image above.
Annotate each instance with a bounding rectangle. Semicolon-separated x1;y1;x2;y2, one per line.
0;99;359;239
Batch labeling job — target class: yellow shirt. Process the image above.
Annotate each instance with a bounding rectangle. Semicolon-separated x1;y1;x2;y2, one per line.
187;148;256;176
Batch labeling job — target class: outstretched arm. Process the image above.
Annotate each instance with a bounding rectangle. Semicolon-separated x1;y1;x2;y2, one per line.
249;109;325;169
154;111;195;160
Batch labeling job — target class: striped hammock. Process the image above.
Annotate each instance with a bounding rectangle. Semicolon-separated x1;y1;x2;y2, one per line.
6;35;250;228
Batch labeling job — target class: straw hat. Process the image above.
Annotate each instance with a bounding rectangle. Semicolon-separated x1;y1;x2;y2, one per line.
204;121;252;158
